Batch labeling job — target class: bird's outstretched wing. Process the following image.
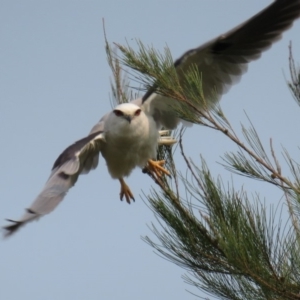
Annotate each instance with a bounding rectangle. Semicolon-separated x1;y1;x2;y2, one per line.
3;131;105;237
142;0;300;128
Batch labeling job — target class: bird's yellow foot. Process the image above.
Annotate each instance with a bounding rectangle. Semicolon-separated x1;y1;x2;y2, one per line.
146;159;171;179
119;178;135;204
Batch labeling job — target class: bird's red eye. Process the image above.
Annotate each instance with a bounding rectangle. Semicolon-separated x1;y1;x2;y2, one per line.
114;110;124;117
134;109;141;116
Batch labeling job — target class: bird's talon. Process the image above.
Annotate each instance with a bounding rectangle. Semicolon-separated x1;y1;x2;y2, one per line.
146;159;171;180
119;178;135;204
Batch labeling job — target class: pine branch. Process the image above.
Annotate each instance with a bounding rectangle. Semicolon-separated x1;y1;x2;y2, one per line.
106;37;300;299
288;42;300;105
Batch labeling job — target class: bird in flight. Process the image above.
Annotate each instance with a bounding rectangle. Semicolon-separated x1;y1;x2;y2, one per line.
3;0;300;236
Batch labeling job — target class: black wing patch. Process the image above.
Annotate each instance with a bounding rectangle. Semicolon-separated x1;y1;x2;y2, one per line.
52;131;103;170
143;0;300;102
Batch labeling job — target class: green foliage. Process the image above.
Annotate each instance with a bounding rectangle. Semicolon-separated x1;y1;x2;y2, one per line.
105;33;300;299
288;43;300;105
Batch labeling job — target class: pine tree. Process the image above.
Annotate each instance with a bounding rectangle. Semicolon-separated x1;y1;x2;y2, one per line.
106;30;300;299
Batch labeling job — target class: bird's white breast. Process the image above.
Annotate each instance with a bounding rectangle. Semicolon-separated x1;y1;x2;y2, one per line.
101;110;159;179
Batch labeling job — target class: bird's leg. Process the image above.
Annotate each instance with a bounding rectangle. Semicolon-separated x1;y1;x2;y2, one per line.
146;159;171;180
119;178;135;204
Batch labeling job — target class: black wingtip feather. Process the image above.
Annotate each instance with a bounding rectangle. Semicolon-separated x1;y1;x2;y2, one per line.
3;220;23;238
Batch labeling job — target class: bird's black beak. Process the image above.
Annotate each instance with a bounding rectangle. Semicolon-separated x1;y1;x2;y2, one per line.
124;116;132;123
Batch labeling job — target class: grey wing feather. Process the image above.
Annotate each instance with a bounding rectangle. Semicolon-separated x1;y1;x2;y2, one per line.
139;94;180;129
174;0;300;102
142;0;300;127
3;131;105;237
89;113;108;134
81;114;109;173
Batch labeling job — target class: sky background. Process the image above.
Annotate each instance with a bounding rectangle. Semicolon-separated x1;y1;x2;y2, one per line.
1;1;300;299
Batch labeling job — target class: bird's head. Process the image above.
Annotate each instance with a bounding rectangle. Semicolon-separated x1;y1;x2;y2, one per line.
113;103;142;124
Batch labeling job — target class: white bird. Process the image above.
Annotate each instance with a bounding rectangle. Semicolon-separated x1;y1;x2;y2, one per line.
3;0;300;236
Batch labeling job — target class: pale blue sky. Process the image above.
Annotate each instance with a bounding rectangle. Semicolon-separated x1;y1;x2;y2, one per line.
1;1;300;299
